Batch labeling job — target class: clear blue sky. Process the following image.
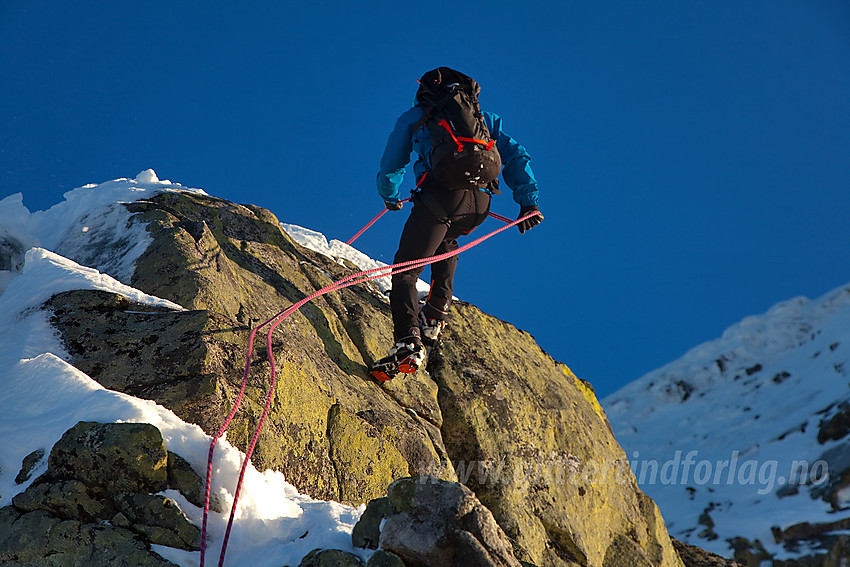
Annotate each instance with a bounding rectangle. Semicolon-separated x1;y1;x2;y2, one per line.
2;1;849;397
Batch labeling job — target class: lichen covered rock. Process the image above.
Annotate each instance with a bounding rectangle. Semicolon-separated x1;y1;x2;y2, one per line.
1;421;200;565
430;302;684;567
47;421;168;494
0;508;178;567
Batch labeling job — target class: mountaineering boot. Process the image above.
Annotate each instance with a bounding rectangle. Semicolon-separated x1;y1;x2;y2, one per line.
369;339;426;382
418;310;447;346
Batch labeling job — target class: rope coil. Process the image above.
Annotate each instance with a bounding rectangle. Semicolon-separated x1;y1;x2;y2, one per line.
200;208;540;566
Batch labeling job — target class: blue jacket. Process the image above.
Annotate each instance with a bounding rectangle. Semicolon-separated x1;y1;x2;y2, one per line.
377;107;540;207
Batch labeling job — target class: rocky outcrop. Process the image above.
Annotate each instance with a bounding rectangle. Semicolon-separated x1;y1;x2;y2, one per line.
766;520;850;567
430;303;682;567
354;476;522;567
0;234;24;272
671;539;741;567
49;192;454;506
0;421;201;566
43;190;690;566
817;401;850;444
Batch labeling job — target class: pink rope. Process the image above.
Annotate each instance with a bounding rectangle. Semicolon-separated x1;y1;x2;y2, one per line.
345;198;411;245
200;209;540;566
345;197;515;247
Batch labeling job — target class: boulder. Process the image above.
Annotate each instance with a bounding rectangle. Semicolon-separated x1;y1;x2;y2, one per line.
46;421;168;494
0;421;202;565
166;450;209;510
365;476;522;567
351;496;393;550
12;478;112;522
113;493;201;550
366;550;406;567
299;548;364;566
0;508;177;567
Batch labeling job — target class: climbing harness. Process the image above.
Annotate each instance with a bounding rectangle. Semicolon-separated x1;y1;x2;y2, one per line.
200;206;541;567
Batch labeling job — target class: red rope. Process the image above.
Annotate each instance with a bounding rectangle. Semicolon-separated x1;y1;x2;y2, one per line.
487;211;513;224
200;209;541;566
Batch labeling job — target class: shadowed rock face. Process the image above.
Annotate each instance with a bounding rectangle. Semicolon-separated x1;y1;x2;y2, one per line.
44;190;689;566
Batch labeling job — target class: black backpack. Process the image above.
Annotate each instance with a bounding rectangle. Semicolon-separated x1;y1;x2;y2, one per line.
415;67;502;191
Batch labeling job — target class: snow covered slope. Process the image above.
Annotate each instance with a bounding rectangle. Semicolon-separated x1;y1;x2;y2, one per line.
0;171;370;566
603;283;850;560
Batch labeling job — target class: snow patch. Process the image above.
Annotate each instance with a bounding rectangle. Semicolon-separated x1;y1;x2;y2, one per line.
54;202;153;285
281;222;431;297
5;248;184;315
135;168;160;183
0;168;205;251
0;169;208;291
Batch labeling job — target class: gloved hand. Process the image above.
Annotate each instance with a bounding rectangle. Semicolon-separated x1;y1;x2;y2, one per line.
517;205;543;234
385;201;403;211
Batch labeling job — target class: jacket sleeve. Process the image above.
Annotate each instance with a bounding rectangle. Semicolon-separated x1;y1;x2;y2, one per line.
377;107;423;203
485;111;540;208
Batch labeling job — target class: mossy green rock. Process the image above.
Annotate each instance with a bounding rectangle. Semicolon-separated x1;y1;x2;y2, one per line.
327;404;411;504
12;478;112;522
166;450;208;510
113;493;201;550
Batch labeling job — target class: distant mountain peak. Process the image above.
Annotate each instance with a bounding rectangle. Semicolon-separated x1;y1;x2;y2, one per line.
603;283;850;564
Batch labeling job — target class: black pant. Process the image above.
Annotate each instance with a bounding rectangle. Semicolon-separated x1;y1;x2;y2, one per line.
390;186;491;342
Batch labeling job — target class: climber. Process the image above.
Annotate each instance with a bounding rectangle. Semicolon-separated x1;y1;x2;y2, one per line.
369;67;543;382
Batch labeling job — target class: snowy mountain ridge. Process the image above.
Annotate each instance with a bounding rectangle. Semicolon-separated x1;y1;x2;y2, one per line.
607;283;850;410
0;170;205;293
603;281;850;562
